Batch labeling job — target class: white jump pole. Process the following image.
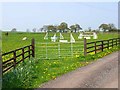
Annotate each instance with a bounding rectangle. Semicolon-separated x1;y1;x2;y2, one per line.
70;33;73;58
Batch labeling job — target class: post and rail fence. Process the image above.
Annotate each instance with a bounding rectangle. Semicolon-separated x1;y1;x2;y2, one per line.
84;38;120;56
2;37;120;73
2;38;35;74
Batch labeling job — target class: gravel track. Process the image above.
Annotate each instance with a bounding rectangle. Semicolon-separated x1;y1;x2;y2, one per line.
37;51;119;88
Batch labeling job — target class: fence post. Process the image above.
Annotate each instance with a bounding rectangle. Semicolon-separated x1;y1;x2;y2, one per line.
94;42;96;54
13;51;16;68
119;38;120;45
22;48;24;62
101;41;104;52
84;38;87;56
112;39;113;47
28;46;30;59
108;40;109;49
116;38;117;46
31;38;35;57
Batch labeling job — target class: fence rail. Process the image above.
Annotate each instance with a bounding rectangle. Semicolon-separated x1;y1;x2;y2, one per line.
84;38;120;55
2;38;35;73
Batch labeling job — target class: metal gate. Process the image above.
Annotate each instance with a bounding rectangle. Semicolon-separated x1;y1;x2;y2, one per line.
35;41;84;60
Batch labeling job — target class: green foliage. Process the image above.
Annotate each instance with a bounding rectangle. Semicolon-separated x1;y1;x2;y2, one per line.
99;23;117;32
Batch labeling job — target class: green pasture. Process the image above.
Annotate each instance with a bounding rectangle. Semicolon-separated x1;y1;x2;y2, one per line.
2;32;118;61
2;32;118;52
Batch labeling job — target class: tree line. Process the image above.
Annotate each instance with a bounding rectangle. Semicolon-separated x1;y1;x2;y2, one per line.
11;22;119;33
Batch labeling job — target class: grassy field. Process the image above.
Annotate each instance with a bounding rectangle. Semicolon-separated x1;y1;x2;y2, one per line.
2;32;119;88
2;32;118;60
2;32;118;51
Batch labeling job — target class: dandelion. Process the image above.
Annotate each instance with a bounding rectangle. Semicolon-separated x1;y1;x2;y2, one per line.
41;76;44;78
45;68;48;71
43;72;46;74
53;62;56;64
48;74;50;76
76;55;79;58
52;76;56;80
89;52;95;55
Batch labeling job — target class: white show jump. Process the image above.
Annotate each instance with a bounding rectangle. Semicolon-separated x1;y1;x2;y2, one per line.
78;32;98;39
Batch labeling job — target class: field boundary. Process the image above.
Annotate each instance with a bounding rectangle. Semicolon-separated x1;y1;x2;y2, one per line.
2;38;35;73
84;38;120;55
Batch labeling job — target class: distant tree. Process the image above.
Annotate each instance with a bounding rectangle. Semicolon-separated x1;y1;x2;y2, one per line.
70;25;75;32
99;24;109;32
54;25;58;32
42;25;49;32
108;23;117;32
58;22;68;32
32;28;36;32
48;25;54;32
75;24;82;32
37;28;43;32
11;28;17;32
70;24;82;33
88;27;92;32
26;29;30;32
57;25;63;32
99;23;117;32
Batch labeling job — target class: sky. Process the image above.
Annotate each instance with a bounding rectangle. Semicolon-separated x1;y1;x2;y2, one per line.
1;1;118;31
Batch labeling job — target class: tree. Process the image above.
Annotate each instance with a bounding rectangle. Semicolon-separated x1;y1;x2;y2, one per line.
58;22;68;32
26;29;30;32
99;23;117;32
57;25;63;32
38;28;43;32
32;28;36;32
99;24;109;32
47;25;56;32
88;27;92;32
108;23;117;32
70;25;75;32
70;24;82;33
11;28;17;32
75;24;82;32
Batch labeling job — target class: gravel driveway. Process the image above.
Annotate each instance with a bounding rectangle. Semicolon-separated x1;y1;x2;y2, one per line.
36;51;119;88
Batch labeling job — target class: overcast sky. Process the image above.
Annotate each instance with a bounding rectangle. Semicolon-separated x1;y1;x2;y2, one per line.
1;2;118;31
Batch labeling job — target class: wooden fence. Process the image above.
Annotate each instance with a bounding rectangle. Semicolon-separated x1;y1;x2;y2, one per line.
84;38;120;56
2;38;35;73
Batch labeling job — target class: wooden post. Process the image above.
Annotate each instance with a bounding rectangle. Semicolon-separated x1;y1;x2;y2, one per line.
28;46;30;59
101;41;104;52
119;38;120;45
22;48;24;62
108;40;109;49
13;51;16;68
118;38;120;45
94;42;96;54
112;39;113;47
116;38;117;46
84;38;87;56
31;38;35;57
